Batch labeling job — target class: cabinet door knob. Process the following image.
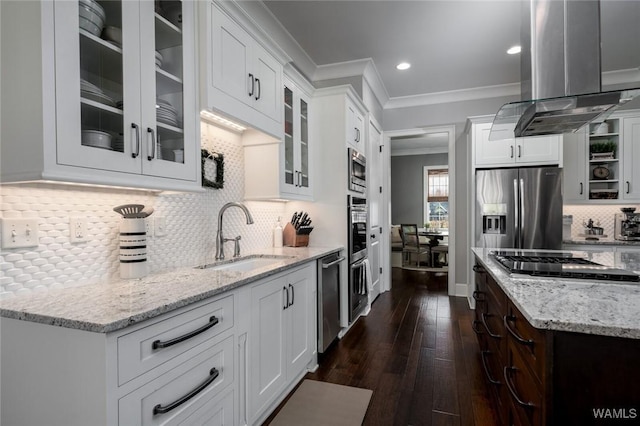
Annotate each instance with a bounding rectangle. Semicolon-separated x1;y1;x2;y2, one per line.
131;123;140;158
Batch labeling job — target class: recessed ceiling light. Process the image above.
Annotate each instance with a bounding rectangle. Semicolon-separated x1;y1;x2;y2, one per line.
396;62;411;71
507;45;522;55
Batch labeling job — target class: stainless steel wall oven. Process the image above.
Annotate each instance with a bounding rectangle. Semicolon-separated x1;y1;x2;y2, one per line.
348;195;368;322
348;148;366;193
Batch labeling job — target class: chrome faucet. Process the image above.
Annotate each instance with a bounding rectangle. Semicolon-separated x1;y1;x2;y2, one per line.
215;202;254;260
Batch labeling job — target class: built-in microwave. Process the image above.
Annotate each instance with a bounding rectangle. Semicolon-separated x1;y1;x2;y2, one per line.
348;148;366;193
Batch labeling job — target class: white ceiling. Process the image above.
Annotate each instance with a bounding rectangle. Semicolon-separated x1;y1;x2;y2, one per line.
262;0;640;155
263;0;640;99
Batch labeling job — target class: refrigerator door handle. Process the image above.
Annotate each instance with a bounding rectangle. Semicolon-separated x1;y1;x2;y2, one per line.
520;178;525;248
513;178;519;248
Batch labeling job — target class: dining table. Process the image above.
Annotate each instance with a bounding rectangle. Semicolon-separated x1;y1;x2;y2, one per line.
418;229;448;245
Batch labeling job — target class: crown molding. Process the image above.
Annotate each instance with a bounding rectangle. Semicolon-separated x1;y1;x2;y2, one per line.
385;83;521;110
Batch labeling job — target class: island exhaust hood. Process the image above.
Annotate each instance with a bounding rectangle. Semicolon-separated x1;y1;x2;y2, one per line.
490;0;640;141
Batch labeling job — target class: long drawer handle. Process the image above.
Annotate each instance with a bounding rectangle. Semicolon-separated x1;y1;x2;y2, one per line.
152;316;219;350
147;127;156;161
153;367;219;415
504;315;534;347
131;123;140;158
472;320;484;335
481;312;502;339
480;350;501;385
472;265;484;273
322;256;345;269
503;366;535;409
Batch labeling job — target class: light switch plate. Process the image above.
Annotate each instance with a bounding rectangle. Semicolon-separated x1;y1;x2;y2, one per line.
1;218;40;249
69;217;89;243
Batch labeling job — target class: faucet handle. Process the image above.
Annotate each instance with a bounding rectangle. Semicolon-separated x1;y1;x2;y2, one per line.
224;236;242;257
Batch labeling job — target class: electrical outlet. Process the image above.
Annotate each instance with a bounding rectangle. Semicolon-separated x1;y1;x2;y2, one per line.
155;216;167;237
69;217;89;243
145;217;154;238
1;218;40;249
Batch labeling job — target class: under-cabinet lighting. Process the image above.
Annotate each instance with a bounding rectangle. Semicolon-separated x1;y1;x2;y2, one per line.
3;180;162;193
396;62;411;71
507;45;521;55
200;110;247;132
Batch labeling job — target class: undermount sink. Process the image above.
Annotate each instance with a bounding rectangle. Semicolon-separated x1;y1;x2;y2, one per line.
196;255;294;273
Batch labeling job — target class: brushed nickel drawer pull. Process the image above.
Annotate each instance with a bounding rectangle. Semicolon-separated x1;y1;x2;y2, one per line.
152;316;219;350
153;367;219;415
481;312;502;339
503;366;535;408
481;350;501;385
472;320;484;335
504;315;534;346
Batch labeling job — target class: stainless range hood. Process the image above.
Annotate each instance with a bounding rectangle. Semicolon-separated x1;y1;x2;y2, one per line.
490;0;640;141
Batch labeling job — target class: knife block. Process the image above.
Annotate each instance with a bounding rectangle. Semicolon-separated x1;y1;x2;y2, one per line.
283;223;309;247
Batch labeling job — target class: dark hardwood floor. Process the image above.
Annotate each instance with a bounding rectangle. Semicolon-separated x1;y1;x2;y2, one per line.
265;267;499;426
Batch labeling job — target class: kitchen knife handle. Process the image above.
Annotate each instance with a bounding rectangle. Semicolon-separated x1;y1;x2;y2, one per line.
131;123;140;158
153;368;219;415
147;127;156;161
152;316;219;349
248;73;254;97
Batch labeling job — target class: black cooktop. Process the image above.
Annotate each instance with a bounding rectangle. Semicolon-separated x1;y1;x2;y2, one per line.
490;250;640;283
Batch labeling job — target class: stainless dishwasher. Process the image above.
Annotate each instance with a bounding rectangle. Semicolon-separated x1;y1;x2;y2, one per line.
317;253;345;353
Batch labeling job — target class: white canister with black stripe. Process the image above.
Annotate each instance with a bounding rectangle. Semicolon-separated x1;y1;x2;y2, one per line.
119;218;147;279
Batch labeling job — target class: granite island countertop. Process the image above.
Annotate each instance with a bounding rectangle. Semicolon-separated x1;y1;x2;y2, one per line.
563;238;640;246
0;246;342;333
472;247;640;339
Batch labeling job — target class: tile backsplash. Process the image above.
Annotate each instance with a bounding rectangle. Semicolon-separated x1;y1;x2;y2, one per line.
563;203;640;240
0;122;285;299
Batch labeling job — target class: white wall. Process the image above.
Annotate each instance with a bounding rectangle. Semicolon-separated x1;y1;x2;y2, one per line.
0;122;286;299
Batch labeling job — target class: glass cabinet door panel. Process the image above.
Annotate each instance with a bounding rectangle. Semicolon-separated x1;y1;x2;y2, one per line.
284;86;294;185
299;98;309;188
55;0;140;173
153;0;185;164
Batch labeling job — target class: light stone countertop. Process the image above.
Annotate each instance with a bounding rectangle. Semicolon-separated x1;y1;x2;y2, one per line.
472;247;640;339
563;238;640;246
0;246;343;333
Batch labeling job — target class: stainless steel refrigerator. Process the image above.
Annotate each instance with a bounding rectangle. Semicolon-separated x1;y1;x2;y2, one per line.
475;167;563;250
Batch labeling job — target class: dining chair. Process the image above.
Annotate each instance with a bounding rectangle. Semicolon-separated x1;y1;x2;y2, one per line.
400;224;431;267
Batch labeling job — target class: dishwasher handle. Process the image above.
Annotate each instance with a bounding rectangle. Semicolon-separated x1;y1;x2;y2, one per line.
322;256;346;269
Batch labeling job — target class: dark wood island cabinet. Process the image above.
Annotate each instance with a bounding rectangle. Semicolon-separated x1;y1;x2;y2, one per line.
473;262;640;425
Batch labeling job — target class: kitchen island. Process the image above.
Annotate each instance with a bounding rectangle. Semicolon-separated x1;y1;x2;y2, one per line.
1;246;343;426
472;247;640;425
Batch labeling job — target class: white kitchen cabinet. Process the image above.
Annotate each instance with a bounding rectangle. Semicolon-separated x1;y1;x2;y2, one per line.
0;292;237;426
474;122;562;167
622;116;640;201
347;99;366;148
0;0;200;191
367;118;383;300
247;263;316;424
244;70;314;201
562;129;588;202
201;1;283;138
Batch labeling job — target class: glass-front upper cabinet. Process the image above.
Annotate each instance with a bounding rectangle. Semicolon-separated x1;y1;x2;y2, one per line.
281;76;311;197
54;0;196;181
